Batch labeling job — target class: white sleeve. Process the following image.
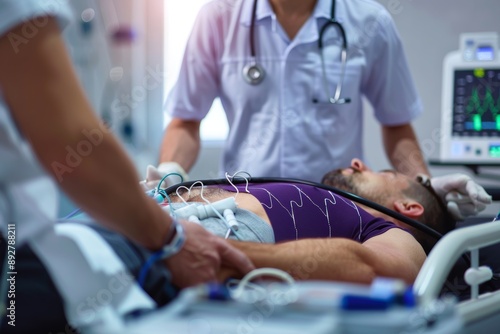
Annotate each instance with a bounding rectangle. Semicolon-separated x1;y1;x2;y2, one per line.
0;0;73;38
360;9;423;126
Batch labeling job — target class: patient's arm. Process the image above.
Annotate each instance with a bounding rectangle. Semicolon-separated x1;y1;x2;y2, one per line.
227;228;425;284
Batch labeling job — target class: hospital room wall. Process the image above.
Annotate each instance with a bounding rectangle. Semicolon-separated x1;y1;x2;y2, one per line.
63;0;165;166
58;0;165;217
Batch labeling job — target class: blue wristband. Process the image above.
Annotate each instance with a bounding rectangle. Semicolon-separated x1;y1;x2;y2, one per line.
156;219;185;260
137;219;185;288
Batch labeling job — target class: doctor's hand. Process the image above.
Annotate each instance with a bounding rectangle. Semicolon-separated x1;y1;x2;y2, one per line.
139;162;189;191
164;220;255;288
430;173;492;220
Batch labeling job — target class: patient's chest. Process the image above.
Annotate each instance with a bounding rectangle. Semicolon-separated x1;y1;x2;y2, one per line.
218;182;398;243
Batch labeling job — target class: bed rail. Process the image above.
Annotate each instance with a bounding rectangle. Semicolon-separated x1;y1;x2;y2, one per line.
414;218;500;303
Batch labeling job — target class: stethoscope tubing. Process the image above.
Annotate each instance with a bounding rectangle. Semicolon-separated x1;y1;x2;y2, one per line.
245;0;350;104
165;176;443;240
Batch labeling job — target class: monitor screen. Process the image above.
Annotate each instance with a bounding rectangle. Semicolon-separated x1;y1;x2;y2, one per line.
452;68;500;138
476;45;495;61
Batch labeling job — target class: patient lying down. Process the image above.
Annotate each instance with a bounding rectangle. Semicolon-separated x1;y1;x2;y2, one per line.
162;158;455;285
0;159;475;333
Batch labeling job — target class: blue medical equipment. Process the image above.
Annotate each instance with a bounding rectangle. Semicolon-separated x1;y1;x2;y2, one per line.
120;277;462;334
244;0;351;104
440;32;500;163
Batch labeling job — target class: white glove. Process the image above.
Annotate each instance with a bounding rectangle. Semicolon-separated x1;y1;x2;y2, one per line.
139;162;189;191
430;173;492;220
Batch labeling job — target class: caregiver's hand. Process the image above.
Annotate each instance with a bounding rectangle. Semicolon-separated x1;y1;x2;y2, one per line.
431;173;492;220
165;220;255;288
139;162;189;191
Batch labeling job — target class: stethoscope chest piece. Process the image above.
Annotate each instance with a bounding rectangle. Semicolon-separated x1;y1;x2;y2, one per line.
243;62;265;85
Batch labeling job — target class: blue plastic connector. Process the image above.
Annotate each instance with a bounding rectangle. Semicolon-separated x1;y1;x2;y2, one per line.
340;294;392;311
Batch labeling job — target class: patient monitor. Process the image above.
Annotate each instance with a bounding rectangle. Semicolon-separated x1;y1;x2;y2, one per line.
440;32;500;163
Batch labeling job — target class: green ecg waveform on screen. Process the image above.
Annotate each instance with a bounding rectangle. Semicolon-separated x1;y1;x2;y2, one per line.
465;87;500;131
452;68;500;137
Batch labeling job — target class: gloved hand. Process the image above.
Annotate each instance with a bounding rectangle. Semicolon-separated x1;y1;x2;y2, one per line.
139;162;189;191
430;173;492;220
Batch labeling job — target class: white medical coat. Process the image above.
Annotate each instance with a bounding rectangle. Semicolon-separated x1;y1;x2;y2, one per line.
166;0;423;182
0;3;156;326
0;0;72;244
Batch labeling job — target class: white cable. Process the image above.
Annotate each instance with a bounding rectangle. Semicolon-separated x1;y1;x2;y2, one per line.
205;202;242;240
226;278;267;303
170;180;245;240
167;180;206;220
202;198;237;219
238;268;295;286
175;180;205;206
225;171;252;195
227;268;297;304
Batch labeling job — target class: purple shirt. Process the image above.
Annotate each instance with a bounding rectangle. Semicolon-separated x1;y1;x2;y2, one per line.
218;182;400;243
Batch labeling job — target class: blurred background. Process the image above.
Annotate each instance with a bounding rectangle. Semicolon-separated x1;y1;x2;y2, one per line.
60;0;500;217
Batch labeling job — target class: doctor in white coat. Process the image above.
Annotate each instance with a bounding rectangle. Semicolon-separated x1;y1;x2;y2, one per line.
149;0;491;220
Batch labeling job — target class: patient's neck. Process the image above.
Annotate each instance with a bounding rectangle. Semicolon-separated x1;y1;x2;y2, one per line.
358;204;402;227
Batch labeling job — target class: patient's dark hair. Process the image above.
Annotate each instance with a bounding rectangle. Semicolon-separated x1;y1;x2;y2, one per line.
403;179;456;254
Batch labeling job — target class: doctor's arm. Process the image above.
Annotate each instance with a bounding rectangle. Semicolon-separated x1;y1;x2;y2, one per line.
159;118;201;173
0;17;253;286
139;118;201;191
382;123;430;178
225;228;425;285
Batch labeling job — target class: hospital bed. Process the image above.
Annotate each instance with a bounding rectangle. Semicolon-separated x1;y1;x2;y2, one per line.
103;217;500;334
415;218;500;333
3;211;498;333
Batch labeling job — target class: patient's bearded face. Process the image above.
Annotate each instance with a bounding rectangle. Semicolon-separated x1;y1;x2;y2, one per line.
323;168;381;202
322;163;407;207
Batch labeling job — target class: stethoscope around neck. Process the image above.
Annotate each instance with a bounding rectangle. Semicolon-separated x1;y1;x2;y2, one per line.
242;0;351;104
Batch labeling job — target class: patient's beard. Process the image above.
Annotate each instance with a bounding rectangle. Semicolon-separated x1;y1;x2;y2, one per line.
324;171;388;207
322;170;362;195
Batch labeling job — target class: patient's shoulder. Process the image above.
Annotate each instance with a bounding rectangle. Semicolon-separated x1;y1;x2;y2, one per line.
363;228;426;283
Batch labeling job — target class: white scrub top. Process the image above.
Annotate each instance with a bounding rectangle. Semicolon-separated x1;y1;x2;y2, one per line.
0;0;72;245
166;0;423;182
